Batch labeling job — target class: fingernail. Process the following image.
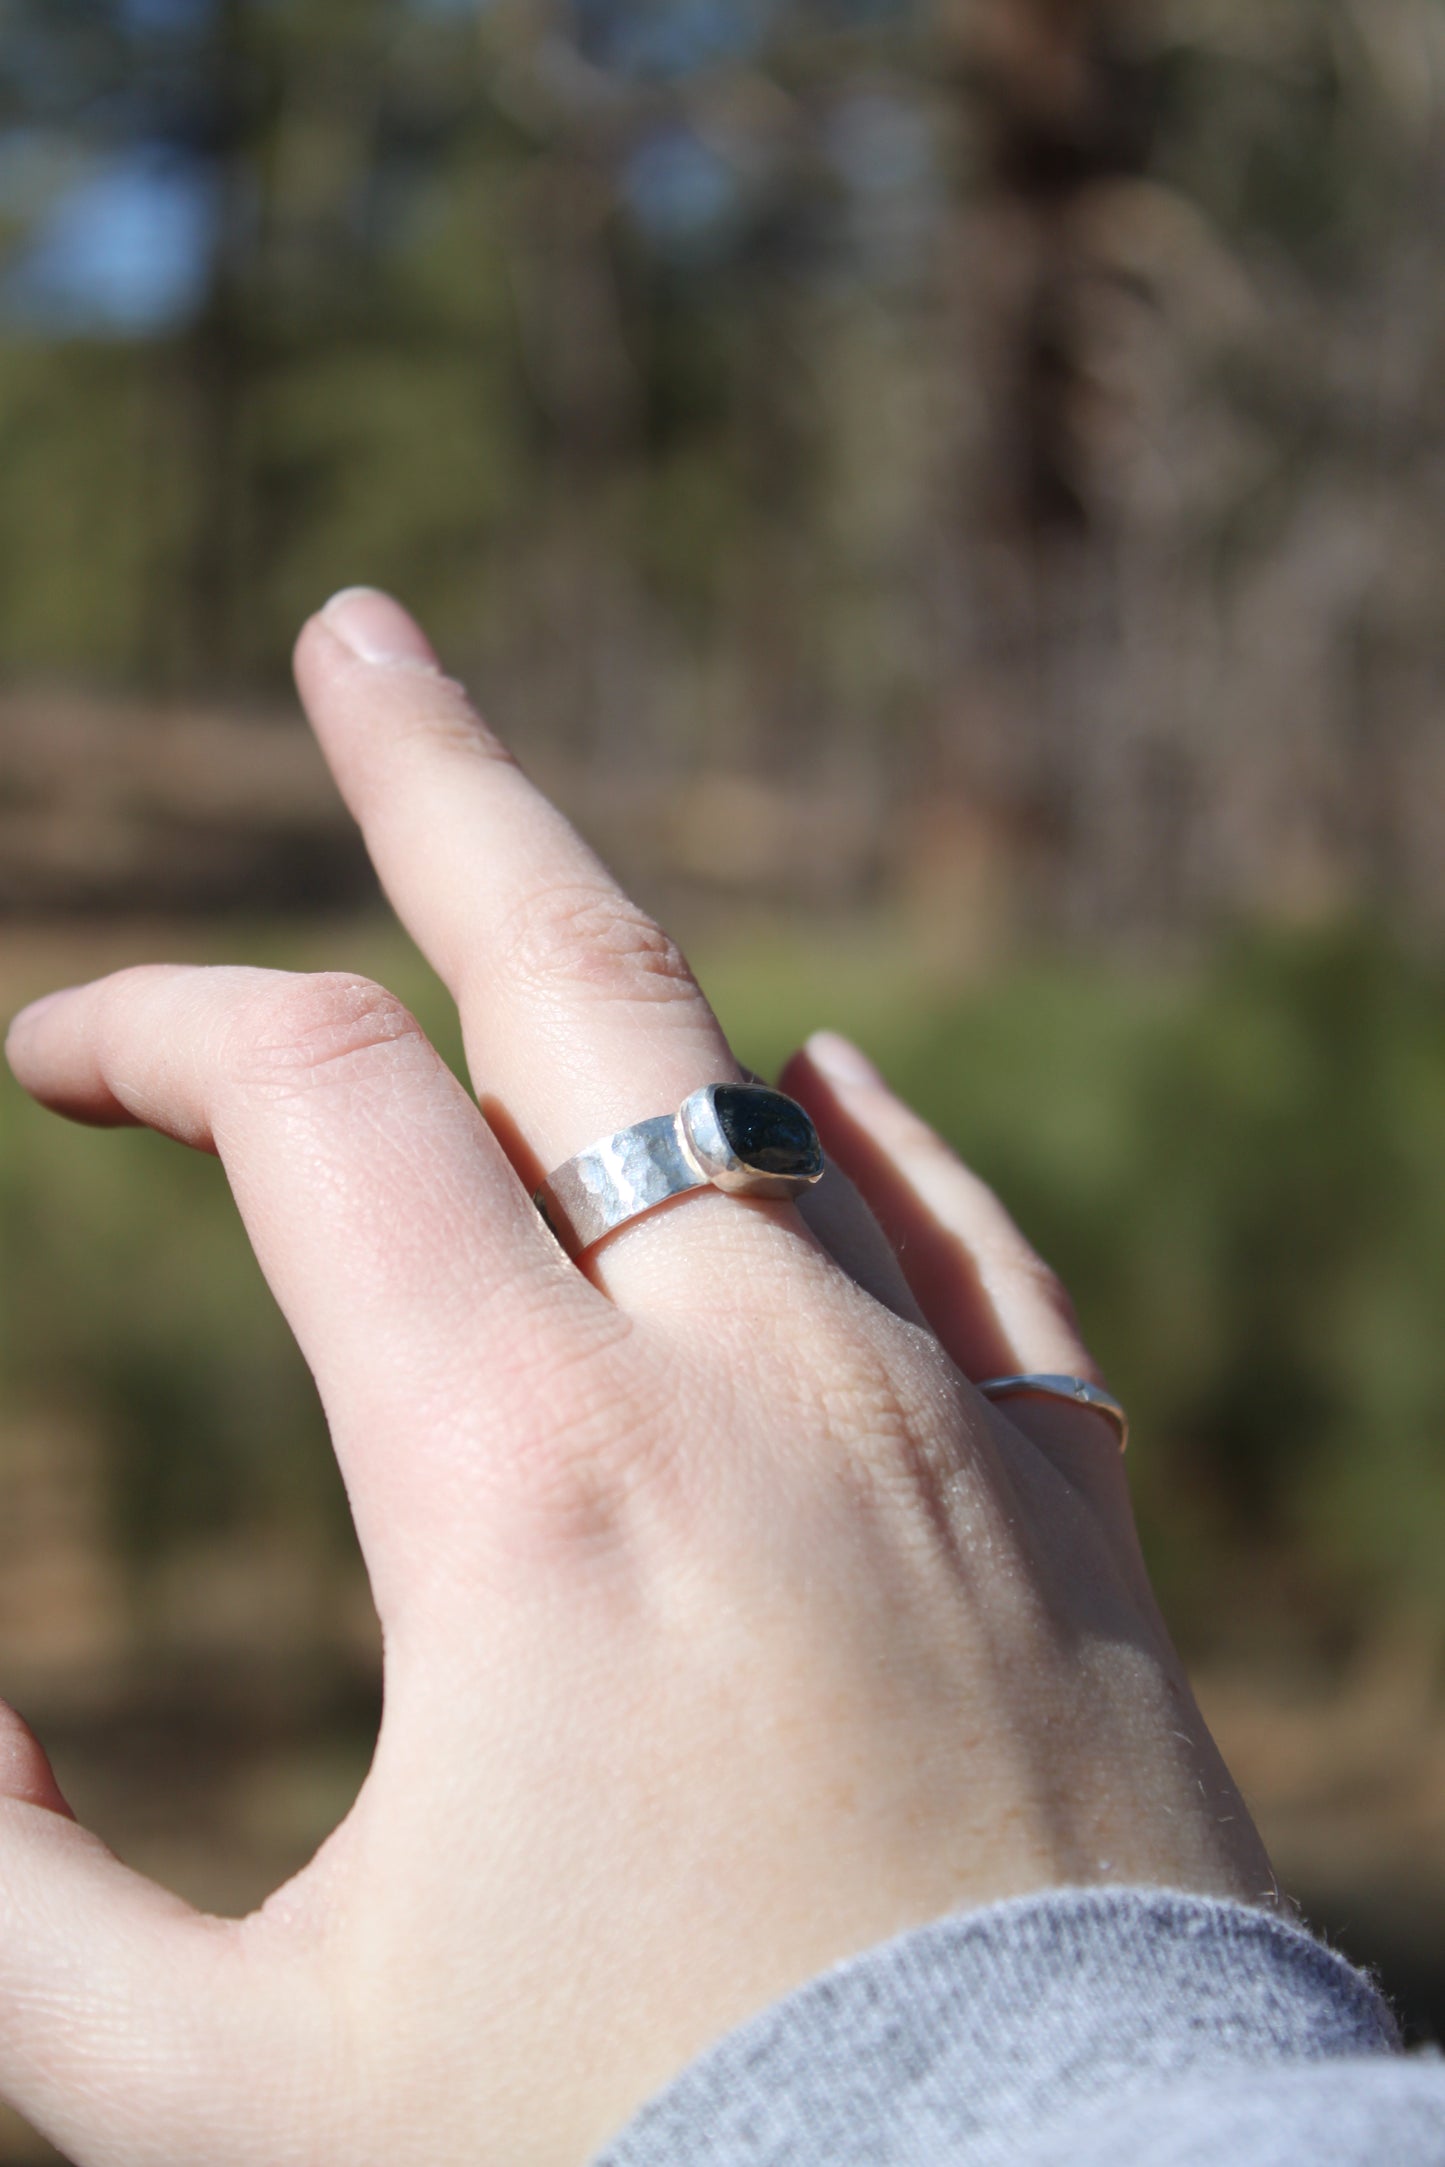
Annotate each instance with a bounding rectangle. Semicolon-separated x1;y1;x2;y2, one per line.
321;588;439;667
806;1032;884;1089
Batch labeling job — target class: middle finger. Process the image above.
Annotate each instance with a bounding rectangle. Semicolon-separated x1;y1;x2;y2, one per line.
293;590;821;1300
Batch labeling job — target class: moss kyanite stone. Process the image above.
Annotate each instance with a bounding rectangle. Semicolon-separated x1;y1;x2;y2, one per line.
712;1086;823;1180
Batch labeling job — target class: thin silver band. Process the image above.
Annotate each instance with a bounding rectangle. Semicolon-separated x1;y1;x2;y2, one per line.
534;1085;824;1263
977;1373;1129;1452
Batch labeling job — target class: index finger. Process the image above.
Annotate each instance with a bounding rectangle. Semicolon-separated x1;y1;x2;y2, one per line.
5;964;613;1616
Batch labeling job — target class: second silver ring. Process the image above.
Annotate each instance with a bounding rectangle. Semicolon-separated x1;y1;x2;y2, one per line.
977;1373;1129;1452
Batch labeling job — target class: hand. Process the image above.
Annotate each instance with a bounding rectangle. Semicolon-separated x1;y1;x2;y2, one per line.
2;589;1275;2167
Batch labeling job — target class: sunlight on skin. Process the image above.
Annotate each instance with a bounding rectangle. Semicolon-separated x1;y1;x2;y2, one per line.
0;591;1273;2167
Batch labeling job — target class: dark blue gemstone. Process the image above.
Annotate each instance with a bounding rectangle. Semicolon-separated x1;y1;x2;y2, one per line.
713;1086;823;1179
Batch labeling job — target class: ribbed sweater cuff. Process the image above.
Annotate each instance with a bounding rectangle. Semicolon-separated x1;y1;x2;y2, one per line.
590;1887;1402;2167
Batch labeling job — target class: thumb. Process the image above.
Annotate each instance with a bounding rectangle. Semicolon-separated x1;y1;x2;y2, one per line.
0;1703;290;2167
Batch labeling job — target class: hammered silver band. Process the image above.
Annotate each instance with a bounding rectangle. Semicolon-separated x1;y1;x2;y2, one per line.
535;1113;707;1261
977;1373;1129;1452
534;1084;824;1263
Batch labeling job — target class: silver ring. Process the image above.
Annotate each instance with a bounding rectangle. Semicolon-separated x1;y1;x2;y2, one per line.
534;1084;825;1262
977;1373;1129;1452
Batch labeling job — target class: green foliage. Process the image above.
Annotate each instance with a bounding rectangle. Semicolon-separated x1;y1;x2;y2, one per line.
0;0;533;686
0;0;940;709
1119;928;1445;1631
0;340;164;679
1155;6;1405;266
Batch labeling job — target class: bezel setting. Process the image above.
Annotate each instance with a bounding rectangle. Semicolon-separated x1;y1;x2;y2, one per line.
678;1084;825;1197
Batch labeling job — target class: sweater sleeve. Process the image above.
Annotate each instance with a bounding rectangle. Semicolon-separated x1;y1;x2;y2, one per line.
588;1887;1445;2167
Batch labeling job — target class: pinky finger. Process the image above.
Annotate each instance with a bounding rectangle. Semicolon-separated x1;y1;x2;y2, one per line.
779;1033;1097;1389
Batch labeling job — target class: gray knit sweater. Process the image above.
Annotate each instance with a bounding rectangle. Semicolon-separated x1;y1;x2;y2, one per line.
592;1889;1445;2164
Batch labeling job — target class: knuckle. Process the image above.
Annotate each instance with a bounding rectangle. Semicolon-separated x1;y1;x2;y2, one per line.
229;972;427;1096
802;1320;986;1529
488;1309;685;1512
390;670;514;765
495;882;700;1012
490;1353;677;1553
92;962;185;1040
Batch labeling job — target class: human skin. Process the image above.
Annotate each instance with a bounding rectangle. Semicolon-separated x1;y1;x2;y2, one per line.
1;588;1277;2167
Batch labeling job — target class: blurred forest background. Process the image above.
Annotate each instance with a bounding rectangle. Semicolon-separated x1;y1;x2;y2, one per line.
3;0;1445;2151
